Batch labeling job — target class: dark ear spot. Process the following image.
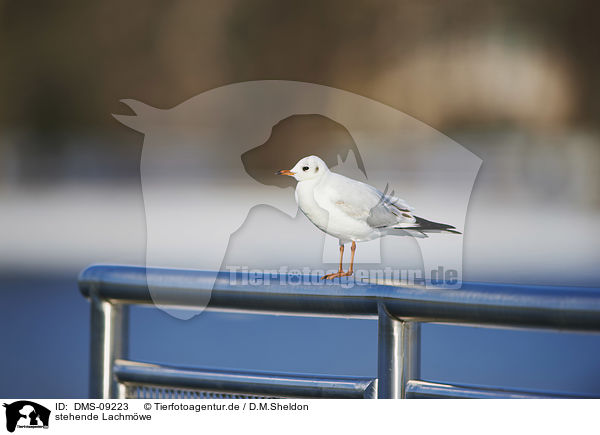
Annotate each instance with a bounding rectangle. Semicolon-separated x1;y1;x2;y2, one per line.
315;166;319;172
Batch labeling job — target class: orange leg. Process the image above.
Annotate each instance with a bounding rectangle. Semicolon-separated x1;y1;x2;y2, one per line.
322;241;356;280
348;240;356;274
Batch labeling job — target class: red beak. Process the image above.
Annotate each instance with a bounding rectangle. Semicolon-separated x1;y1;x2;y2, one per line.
276;169;296;176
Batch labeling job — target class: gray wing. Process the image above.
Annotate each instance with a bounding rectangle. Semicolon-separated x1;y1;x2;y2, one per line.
315;174;418;229
365;187;418;229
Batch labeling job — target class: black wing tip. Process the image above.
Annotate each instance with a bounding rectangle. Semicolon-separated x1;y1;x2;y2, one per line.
413;216;461;234
444;229;462;235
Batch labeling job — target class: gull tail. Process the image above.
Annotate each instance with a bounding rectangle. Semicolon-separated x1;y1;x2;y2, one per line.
397;216;462;234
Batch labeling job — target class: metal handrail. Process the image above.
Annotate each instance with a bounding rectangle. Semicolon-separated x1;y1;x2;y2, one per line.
114;359;377;399
404;380;598;399
78;264;600;399
80;264;600;330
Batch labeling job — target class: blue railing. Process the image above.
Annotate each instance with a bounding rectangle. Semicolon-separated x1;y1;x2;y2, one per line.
78;264;600;399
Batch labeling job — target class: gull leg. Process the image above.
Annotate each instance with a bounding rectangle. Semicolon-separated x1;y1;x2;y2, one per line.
340;241;356;276
322;241;356;279
346;241;356;276
322;243;346;280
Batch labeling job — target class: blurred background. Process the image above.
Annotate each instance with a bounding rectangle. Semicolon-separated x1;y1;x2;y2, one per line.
1;0;599;398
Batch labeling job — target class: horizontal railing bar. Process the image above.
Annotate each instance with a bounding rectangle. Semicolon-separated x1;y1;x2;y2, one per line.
79;265;600;330
114;359;377;399
405;380;598;399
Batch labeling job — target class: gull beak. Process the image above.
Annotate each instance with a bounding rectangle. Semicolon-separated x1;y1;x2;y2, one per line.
276;169;296;176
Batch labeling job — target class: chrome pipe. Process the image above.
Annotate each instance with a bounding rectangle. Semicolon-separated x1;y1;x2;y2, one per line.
377;304;401;398
377;304;421;398
400;321;421;398
77;264;600;399
79;265;600;331
89;293;128;398
114;359;377;399
404;380;597;399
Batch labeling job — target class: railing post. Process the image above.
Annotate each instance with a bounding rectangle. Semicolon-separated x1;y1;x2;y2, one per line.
89;291;129;398
377;303;421;398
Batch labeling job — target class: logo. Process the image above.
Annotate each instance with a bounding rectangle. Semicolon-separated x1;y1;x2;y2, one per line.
3;402;50;433
113;80;481;319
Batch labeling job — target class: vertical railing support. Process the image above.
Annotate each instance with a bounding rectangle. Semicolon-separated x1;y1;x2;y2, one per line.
89;291;128;398
377;303;421;398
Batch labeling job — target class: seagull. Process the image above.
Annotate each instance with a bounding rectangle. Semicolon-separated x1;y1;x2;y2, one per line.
277;155;460;279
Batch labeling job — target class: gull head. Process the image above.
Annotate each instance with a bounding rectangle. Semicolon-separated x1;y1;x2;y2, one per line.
277;155;328;182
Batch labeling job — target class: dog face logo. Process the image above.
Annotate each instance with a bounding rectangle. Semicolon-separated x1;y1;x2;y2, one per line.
3;401;50;432
114;80;481;318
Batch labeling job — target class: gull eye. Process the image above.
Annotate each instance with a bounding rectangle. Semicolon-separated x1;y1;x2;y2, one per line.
302;166;309;171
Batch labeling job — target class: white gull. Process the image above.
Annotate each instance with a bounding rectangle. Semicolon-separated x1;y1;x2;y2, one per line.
277;155;460;279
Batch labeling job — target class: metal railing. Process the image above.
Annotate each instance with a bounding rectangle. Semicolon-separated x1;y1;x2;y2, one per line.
78;264;600;399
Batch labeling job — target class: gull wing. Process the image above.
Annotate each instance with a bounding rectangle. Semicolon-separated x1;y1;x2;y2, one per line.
314;173;418;229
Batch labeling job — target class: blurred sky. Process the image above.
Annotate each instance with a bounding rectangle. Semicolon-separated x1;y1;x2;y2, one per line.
2;0;600;134
0;0;598;279
0;0;599;398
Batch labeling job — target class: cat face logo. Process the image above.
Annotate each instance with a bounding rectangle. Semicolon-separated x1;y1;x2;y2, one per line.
3;401;50;433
